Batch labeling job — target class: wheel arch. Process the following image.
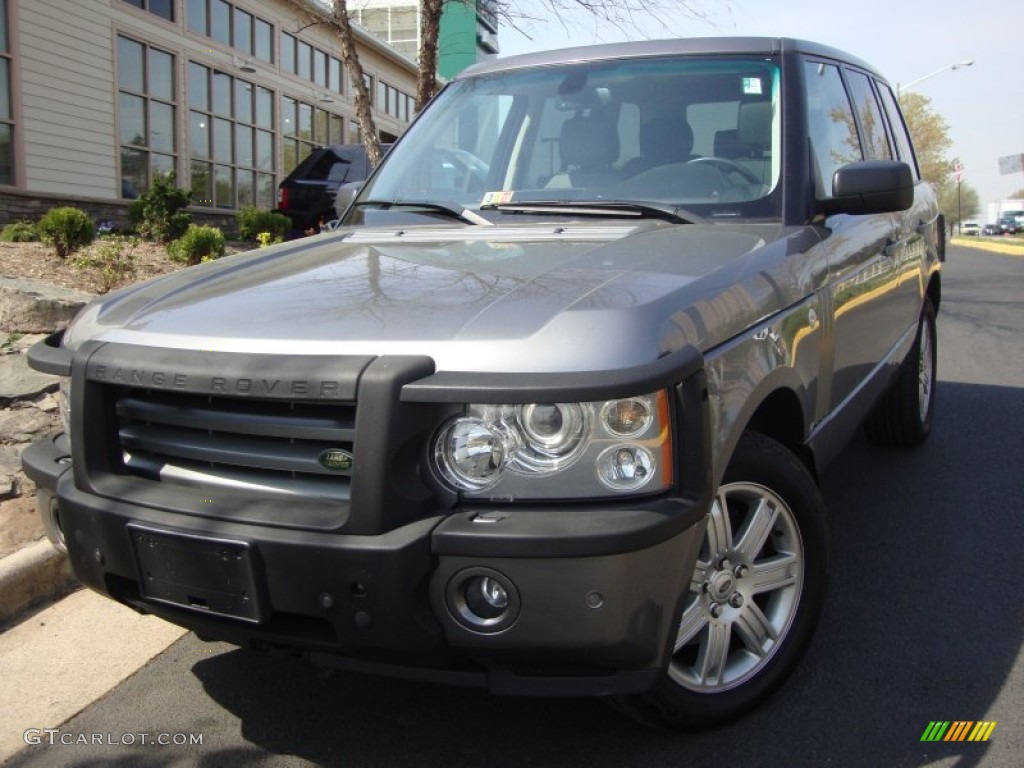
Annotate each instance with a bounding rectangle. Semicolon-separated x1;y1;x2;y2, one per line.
743;387;817;482
712;372;817;488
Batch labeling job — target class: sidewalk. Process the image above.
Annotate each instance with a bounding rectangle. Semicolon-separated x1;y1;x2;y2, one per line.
0;588;187;763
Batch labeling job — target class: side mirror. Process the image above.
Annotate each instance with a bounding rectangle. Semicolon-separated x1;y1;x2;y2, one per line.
334;181;364;220
819;160;914;216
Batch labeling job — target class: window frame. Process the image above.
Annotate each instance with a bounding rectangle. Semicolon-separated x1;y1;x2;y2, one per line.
189;61;276;209
120;0;175;23
117;34;179;199
0;0;14;186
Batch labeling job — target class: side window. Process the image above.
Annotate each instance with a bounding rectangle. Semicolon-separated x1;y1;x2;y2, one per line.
326;160;351;184
876;82;921;180
803;61;862;197
845;70;893;161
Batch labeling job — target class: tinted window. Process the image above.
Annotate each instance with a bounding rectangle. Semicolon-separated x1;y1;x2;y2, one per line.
803;61;862;197
845;70;892;161
875;82;920;179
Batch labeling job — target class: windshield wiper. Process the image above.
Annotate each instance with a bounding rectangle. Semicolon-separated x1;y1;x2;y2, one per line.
483;200;702;225
353;199;492;226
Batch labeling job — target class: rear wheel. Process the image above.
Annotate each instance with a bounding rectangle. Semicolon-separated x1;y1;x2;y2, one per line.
865;300;937;447
612;432;828;730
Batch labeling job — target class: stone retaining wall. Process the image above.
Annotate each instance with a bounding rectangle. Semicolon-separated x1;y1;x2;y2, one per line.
0;278;94;560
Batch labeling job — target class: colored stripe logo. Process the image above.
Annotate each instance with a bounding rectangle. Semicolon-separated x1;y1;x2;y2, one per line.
921;721;997;742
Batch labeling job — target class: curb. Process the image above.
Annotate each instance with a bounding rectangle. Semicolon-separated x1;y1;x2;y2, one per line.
0;539;79;627
950;237;1024;257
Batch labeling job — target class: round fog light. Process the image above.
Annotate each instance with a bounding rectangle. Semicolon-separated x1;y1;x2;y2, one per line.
465;576;508;620
446;567;520;632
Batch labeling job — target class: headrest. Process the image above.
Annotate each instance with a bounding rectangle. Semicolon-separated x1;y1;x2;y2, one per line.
560;113;619;170
639;118;694;163
738;101;772;148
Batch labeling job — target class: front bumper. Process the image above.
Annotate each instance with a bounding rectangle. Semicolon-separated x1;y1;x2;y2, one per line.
23;334;711;696
25;434;706;695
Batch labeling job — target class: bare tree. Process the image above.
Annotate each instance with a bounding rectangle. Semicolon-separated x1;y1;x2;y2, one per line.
412;0;719;109
328;1;384;166
416;0;445;110
291;0;384;167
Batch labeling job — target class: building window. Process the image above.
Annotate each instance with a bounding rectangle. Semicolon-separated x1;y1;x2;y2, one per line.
280;95;346;175
254;19;272;63
281;33;296;74
122;0;174;22
363;73;374;106
329;56;343;95
188;0;274;64
281;33;344;97
210;0;230;45
0;0;12;185
297;40;312;80
117;36;177;198
351;3;419;62
377;80;413;123
189;62;275;209
234;8;253;55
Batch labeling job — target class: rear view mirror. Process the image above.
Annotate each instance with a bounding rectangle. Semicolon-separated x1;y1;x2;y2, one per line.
820;160;914;216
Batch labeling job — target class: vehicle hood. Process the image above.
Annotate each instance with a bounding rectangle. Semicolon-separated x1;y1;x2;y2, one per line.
69;220;824;373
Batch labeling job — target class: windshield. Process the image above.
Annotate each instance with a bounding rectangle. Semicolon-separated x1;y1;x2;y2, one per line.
349;55;782;226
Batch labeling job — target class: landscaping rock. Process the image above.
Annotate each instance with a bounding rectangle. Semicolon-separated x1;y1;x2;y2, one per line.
0;406;56;443
0;353;58;402
0;276;94;334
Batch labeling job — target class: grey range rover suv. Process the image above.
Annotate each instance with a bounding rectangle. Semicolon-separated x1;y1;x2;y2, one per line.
24;37;941;729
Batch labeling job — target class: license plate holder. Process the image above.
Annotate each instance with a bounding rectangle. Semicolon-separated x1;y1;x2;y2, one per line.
128;524;265;623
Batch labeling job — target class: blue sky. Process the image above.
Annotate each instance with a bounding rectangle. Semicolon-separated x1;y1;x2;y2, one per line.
498;0;1022;216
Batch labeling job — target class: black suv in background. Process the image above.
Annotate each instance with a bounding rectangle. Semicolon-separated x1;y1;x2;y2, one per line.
276;144;388;234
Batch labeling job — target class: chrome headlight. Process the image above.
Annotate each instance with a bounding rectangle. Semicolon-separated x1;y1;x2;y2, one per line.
432;391;672;499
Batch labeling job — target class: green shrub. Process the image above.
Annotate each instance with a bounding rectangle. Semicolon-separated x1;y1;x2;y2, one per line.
37;207;95;259
70;234;140;293
0;220;40;242
128;173;192;243
236;206;290;242
167;224;225;266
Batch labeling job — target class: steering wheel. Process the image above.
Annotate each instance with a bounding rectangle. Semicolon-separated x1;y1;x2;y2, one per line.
688;157;763;186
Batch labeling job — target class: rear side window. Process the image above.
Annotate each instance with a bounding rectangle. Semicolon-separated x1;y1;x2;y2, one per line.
844;70;893;161
803;61;862;197
304;151;344;181
875;83;920;180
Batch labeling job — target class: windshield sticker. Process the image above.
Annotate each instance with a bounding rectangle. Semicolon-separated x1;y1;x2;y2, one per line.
481;190;515;207
742;77;763;95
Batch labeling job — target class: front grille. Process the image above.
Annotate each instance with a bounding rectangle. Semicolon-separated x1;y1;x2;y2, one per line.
114;389;357;504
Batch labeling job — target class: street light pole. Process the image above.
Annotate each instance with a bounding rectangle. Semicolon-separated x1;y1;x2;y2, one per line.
897;59;975;100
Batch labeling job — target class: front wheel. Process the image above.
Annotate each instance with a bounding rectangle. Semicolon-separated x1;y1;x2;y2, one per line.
612;432;828;730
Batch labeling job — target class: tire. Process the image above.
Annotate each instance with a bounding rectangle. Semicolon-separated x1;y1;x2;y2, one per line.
611;432;828;730
864;300;937;447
